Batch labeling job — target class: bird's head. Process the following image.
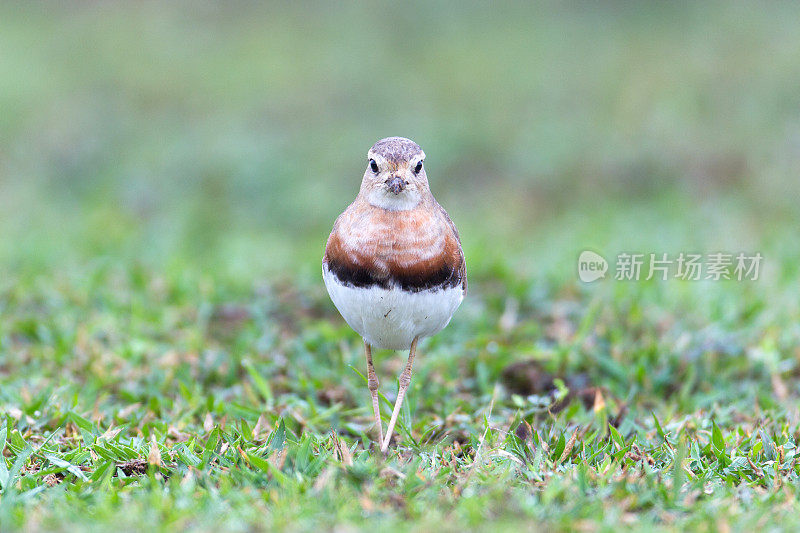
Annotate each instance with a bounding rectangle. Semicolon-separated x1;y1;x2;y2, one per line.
360;137;429;211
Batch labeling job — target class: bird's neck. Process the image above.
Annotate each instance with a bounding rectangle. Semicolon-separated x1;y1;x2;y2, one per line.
361;189;432;212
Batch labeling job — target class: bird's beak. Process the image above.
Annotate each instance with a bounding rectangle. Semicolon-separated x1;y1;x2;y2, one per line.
385;175;405;195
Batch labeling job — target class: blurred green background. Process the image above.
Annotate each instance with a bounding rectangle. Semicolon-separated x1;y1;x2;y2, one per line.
2;4;800;529
2;1;798;287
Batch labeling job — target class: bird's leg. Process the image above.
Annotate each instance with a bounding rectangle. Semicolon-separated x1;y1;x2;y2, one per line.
381;336;418;452
364;341;383;445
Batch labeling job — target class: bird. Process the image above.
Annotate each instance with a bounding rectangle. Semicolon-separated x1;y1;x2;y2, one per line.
323;136;466;452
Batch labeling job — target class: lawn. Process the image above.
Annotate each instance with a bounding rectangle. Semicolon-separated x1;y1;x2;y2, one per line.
1;3;800;531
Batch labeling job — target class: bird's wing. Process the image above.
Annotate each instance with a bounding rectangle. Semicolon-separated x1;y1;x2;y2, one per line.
435;201;467;296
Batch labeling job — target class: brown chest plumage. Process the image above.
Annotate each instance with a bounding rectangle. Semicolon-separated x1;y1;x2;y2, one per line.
324;199;466;293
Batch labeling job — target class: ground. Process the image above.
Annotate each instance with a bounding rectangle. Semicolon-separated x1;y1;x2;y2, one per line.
1;3;799;532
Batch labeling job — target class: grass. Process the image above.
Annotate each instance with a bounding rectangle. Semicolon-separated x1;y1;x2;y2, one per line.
2;257;799;531
2;2;800;531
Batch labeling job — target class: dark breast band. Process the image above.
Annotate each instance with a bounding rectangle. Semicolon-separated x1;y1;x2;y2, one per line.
324;255;464;293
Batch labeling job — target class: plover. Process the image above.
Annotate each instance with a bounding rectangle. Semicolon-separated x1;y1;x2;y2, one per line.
323;137;466;452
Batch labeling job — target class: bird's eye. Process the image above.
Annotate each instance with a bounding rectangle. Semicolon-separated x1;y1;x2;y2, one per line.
414;160;423;174
369;159;379;173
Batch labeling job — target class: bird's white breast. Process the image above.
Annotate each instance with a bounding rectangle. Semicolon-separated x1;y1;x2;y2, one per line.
322;265;463;350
